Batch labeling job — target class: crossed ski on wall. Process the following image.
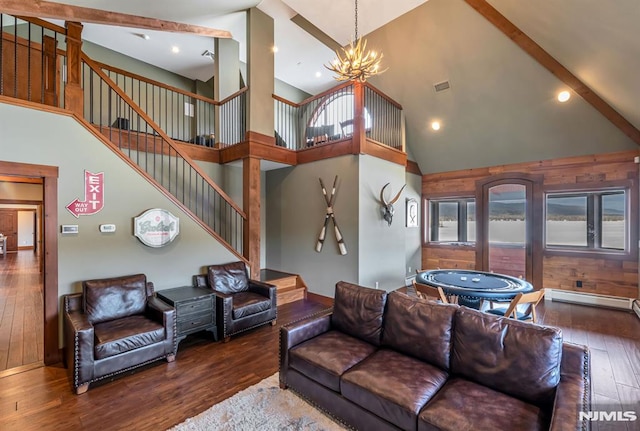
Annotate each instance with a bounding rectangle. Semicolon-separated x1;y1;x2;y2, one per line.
316;176;347;255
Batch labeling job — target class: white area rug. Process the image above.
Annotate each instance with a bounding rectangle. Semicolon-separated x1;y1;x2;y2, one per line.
169;373;348;431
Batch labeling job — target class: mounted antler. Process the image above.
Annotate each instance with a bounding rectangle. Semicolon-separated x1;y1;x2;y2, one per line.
379;183;406;226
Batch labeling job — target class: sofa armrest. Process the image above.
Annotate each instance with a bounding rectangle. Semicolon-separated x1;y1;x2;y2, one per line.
147;296;174;322
147;296;176;353
249;280;277;308
550;342;591;431
63;297;95;389
279;311;333;388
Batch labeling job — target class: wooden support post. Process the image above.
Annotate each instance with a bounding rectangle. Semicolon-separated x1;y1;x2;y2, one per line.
64;21;83;116
42;35;58;107
243;156;261;277
352;81;366;154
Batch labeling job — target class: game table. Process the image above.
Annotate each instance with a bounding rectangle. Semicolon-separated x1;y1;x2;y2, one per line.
415;269;533;309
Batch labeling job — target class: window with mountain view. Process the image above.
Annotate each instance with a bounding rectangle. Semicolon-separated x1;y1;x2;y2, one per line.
428;198;475;243
545;190;626;251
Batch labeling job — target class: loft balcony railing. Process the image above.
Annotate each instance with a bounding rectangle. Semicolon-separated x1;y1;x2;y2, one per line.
0;14;67;108
81;54;246;258
273;80;403;152
95;61;247;148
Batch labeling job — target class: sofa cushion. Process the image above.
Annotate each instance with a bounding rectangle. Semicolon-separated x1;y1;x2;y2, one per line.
208;261;249;294
83;274;148;324
289;330;377;392
331;281;387;346
342;349;448;431
94;315;165;360
418;377;549;431
382;292;456;371
451;307;563;407
232;291;271;319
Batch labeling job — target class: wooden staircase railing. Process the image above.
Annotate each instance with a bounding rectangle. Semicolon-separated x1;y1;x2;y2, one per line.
81;53;247;261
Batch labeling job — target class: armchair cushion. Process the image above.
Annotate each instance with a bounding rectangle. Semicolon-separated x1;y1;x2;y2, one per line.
83;274;148;324
208;261;249;294
232;291;271;319
94;315;165;360
331;281;387;346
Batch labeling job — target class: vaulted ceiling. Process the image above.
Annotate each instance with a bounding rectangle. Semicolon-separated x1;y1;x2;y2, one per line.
21;0;640;173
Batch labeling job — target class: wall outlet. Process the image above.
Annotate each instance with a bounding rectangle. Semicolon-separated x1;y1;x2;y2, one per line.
375;282;379;289
576;280;583;288
408;266;412;274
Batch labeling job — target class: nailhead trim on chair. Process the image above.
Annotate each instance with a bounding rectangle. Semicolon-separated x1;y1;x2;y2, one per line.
581;346;591;431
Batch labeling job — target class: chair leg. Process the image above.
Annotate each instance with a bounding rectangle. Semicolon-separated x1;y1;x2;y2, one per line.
76;383;89;395
271;320;277;326
223;336;231;343
166;354;176;363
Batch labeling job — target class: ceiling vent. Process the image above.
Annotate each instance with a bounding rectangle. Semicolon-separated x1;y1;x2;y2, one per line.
433;80;451;92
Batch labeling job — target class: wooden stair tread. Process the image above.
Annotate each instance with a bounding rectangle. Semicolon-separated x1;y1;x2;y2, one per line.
261;268;308;306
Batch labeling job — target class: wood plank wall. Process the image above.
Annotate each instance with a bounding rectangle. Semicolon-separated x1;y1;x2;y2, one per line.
422;149;639;299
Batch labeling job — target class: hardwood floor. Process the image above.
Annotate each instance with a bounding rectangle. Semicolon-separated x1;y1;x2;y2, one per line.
0;251;43;372
0;293;639;430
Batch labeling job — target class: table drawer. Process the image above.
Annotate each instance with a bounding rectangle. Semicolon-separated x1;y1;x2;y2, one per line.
177;311;214;333
176;297;213;315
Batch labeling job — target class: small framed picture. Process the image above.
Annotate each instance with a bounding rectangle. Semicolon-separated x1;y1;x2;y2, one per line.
406;198;418;227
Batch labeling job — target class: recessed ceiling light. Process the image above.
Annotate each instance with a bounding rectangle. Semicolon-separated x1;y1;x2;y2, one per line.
557;90;570;103
142;34;150;40
171;46;180;54
315;71;322;78
431;121;441;131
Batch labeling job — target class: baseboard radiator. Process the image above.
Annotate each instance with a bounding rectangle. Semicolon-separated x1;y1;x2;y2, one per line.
545;288;634;311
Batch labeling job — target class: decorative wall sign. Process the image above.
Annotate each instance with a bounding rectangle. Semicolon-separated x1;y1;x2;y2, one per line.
134;208;179;248
406;198;418;227
66;171;105;218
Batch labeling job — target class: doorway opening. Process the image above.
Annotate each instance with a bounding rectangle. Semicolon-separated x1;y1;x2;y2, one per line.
0;162;59;375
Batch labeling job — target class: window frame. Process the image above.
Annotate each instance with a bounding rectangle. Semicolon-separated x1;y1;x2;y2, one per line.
544;180;636;259
424;196;476;246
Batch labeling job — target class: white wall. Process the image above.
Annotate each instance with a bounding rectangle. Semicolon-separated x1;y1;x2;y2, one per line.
358;155;408;291
266;156;360;297
0;102;239;345
17;211;35;247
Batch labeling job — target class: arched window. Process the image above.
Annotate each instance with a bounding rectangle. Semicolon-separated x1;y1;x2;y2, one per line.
306;91;371;143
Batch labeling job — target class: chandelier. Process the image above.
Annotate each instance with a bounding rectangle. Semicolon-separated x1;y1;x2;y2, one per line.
325;0;386;82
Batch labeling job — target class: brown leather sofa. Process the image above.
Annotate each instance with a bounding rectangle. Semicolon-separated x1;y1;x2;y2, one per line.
63;274;176;394
194;261;277;342
280;281;591;431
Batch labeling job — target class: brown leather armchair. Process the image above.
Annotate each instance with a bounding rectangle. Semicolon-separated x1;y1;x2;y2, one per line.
63;274;176;394
194;261;277;342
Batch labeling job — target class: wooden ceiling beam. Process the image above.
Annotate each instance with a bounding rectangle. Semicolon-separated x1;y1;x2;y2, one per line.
0;0;232;39
464;0;640;146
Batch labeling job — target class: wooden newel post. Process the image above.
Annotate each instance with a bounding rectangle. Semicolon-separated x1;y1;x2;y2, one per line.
352;80;366;154
64;21;83;116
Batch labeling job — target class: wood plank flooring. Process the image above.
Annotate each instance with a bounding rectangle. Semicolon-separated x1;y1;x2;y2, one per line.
0;290;638;430
0;251;43;372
